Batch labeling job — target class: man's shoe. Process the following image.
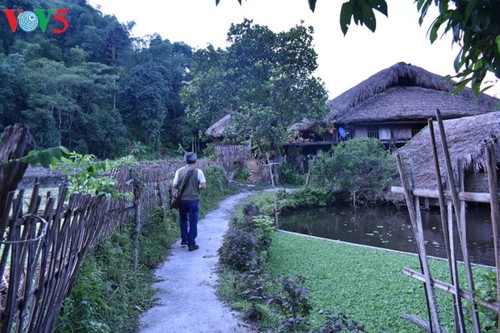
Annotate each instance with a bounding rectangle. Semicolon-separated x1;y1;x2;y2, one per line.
188;245;199;251
181;241;187;246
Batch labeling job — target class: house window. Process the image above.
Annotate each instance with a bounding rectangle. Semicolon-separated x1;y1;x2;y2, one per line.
367;127;379;139
379;128;391;140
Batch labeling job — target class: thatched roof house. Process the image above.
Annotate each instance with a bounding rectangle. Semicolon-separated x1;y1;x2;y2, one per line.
329;62;498;123
205;114;232;144
326;62;499;149
397;112;500;191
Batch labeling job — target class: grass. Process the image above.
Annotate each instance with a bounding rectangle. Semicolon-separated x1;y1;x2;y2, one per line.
217;190;495;332
267;231;492;332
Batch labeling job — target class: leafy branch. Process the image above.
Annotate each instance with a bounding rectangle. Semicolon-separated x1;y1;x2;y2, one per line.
5;146;135;199
54;152;135;199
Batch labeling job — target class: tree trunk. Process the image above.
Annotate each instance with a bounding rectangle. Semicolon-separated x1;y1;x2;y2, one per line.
0;123;35;214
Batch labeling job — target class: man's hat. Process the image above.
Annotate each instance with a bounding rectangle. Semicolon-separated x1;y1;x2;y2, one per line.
185;152;197;163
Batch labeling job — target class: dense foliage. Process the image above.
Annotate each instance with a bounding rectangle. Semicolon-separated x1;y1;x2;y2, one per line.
0;0;194;158
182;19;329;153
279;163;305;186
309;138;398;205
1;1;333;160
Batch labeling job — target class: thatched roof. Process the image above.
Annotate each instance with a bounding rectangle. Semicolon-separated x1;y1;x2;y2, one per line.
328;62;499;124
205;114;232;139
396;112;500;190
287;118;316;132
207;115;317;139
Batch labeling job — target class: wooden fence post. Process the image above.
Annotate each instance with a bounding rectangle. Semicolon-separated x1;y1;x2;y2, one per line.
396;152;443;333
485;142;500;332
266;153;279;229
436;109;479;332
0;124;35;214
133;172;143;271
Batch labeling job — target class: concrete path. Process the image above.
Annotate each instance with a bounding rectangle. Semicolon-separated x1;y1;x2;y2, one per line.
139;191;255;333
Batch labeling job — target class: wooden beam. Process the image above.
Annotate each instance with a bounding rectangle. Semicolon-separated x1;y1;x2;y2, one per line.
404;268;500;313
391;186;496;203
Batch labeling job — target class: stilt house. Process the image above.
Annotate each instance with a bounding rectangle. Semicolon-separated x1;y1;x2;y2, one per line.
288;62;499;152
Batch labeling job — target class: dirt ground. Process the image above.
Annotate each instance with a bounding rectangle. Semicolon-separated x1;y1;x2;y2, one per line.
138;191;256;333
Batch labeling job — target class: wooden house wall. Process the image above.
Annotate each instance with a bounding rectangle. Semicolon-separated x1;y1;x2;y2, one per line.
464;168;500;193
393;127;412;140
350;124;422;144
354;127;367;138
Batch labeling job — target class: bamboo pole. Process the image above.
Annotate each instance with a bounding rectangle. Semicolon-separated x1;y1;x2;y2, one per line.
435;109;464;248
396;152;443;333
266;153;279;229
133;177;142;270
458;160;481;332
404;268;500;312
391;186;497;203
410;161;436;332
437;108;482;332
447;201;466;332
485;143;500;331
428;119;465;332
415;193;437;332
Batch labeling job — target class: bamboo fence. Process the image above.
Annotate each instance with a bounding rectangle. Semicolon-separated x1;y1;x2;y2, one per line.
0;158;215;332
392;109;500;333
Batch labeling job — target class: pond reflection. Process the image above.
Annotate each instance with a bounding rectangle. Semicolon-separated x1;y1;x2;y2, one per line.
278;204;495;266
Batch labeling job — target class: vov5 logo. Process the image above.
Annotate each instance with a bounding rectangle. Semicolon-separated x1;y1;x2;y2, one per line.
3;8;69;34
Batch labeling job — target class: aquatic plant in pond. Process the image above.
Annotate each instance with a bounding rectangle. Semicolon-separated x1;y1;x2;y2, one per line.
279;204;495;266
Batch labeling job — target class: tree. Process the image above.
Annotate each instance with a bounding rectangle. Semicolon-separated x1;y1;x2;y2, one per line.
182;19;329;153
123;36;193;152
118;62;172;149
221;0;500;94
180;45;237;138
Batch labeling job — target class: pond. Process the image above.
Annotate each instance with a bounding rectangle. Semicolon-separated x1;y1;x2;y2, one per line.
278;204;496;266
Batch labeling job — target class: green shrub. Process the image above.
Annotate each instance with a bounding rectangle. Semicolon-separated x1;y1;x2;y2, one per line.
234;166;251;182
278;187;334;210
474;268;498;332
269;275;313;332
139;208;179;269
54;256;112;333
309;138;397;205
235;269;270;322
280;163;304;186
218;203;277;325
219;227;259;271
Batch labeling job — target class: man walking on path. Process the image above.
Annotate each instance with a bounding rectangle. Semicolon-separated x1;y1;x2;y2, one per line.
139;192;254;333
172;152;206;251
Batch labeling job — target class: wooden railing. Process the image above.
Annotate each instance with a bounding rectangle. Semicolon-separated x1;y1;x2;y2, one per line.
393;110;500;333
